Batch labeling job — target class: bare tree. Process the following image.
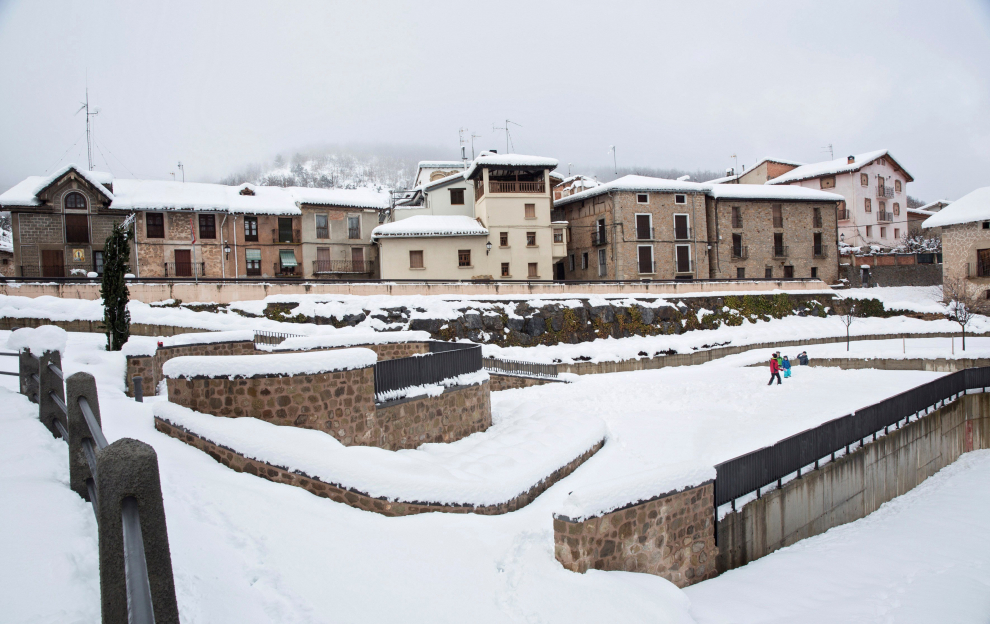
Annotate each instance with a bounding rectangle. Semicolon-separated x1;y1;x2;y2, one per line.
940;277;984;350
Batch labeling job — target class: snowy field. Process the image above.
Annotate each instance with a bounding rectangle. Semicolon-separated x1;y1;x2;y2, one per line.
4;329;984;623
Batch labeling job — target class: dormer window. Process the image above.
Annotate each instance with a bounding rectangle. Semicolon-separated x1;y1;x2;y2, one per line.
239;187;255;196
64;192;87;210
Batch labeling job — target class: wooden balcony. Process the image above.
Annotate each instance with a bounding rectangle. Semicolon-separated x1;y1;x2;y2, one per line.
488;180;545;194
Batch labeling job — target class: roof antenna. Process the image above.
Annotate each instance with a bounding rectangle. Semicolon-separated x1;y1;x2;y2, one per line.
493;120;521;154
75;84;100;171
730;153;738;176
822;143;834;160
609;146;617;175
177;161;185;182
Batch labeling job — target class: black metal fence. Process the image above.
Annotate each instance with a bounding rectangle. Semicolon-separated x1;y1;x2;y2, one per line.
374;344;483;400
14;344;179;623
714;367;990;509
483;356;558;379
253;330;303;346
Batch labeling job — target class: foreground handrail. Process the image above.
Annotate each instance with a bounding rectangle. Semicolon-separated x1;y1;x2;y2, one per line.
121;497;156;624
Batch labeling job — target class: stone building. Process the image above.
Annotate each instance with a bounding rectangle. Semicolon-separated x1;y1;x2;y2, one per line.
705;185;842;281
0;164;128;277
0;229;13;277
921;186;990;295
294;188;386;279
552;175;711;280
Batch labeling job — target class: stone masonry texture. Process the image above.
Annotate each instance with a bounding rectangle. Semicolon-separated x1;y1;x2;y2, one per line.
553;482;718;588
154;416;604;516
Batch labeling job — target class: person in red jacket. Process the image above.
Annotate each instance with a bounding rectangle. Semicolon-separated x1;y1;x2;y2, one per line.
768;353;782;385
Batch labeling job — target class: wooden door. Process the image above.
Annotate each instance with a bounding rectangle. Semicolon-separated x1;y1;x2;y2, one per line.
675;245;690;273
636;214;651;240
174;249;192;277
351;247;364;272
42;250;64;277
638;246;653;274
316;247;331;273
674;214;689;240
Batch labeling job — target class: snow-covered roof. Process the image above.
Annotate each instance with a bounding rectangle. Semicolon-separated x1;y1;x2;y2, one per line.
422;171;467;191
708;184;843;202
766;150;913;185
163;348;377;379
554;175;708;207
110;179;300;215
922;187;990;229
0;164;114;207
705;174;737;184
906;207;936;218
371;215;488;239
286;186;388;209
916;199;952;212
417;161;466;169
464;152;558;180
0;229;12;254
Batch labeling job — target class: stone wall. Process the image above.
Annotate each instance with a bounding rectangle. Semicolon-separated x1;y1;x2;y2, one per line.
839;262;942;287
488;374;561;391
717;391;990;572
553;482;718;588
374;381;492;450
154;416;604;517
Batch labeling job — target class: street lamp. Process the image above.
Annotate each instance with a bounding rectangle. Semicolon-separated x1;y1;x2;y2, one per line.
486;241;492;255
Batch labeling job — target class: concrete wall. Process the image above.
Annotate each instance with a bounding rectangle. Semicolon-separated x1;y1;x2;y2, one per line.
553;482;718;588
488;373;562;391
717;391;990;571
839;262;942;287
806;357;990;371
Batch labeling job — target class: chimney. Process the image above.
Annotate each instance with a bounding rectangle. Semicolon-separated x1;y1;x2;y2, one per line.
726;167;734;176
461;146;467;165
847;155;855;164
490;149;497;154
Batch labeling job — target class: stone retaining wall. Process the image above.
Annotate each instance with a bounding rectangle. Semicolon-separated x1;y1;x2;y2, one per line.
488;374;561;391
805;357;990;372
154;416;604;517
374;382;492;450
553;482;718;588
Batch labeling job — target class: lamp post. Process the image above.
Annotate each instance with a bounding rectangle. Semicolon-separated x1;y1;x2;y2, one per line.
486;241;492;255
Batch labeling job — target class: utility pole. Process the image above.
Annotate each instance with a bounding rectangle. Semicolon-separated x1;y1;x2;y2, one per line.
177;162;185;182
76;88;100;171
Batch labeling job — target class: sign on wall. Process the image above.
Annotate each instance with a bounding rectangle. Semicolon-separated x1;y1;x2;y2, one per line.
72;248;86;262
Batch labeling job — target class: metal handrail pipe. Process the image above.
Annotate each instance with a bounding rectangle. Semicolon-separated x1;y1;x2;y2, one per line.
31;373;40;384
0;371;19;376
48;361;63;379
121;496;157;624
51;391;67;415
0;351;18;357
83;438;99;481
86;479;99;522
79;396;109;450
53;418;69;440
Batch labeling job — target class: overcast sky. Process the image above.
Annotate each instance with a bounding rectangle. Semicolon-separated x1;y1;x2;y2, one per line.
1;0;988;200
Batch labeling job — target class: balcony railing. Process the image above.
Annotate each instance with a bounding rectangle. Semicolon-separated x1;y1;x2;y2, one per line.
838;208;850;220
674;259;694;274
274;263;300;277
814;245;827;258
550;209;566;222
877;211;894;223
636;226;654;240
877;185;895;199
164;262;205;277
773;245;788;258
488;180;545;194
592;230;608;246
20;265;96;278
674;226;692;241
315;226;329;239
313;260;375;274
272;228;301;243
731;245;748;260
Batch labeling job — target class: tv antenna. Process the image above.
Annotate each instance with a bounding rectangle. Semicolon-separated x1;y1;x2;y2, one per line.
177;161;185;182
470;132;481;160
822;143;834;160
493;120;521;153
730;153;738;175
609;145;617;175
75;87;100;170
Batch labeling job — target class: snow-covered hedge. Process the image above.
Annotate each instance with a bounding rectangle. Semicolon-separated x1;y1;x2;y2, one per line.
162;348;377;379
6;325;68;355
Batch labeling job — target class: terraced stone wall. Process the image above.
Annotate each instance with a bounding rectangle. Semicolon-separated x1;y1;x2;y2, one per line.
553;482;718;588
374;382;492;450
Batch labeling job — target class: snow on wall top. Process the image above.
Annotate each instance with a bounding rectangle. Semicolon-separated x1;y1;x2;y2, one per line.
464;151;558;180
162;348;377;379
6;325;68;355
922;187;990;228
0;164;114;207
286;186;389;209
554;174;709;207
766;149;913;185
371;215;488;239
708;184;843;202
270;330;431;351
555;467;715;522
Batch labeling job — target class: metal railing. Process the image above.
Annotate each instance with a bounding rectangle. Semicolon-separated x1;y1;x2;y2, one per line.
253;330;303;346
878;211;894;223
714;367;990;510
273;262;300;277
814;245;827;258
313;260;375;274
15;344;179;622
837;208;850;220
488;180;545;193
374;344;483;400
591;230;607;246
773;245;788;258
731;245;748;260
877;185;895;199
483;356;558;379
272;228;302;244
19;265;97;278
163;262;205;278
550;209;566;222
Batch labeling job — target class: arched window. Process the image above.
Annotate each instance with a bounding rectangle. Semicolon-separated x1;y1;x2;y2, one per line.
64;192;87;210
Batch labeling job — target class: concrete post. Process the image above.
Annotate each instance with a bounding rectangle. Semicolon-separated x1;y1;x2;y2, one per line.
38;350;66;438
97;438;180;624
66;372;102;500
132;376;144;403
18;348;39;401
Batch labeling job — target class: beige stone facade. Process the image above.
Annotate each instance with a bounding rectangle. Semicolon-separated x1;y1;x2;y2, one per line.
706;197;839;281
553;482;718;588
299;204;379;279
939;222;990;297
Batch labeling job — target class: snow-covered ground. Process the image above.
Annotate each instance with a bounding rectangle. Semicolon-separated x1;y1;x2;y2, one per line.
686;450;990;624
840;285;946;314
3;329;977;623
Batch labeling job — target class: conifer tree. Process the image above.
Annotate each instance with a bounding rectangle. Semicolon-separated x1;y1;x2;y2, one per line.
101;220;131;351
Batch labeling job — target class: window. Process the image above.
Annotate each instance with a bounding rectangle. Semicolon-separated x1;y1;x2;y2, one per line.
450;188;465;205
501;262;510;277
569;254;575;271
64;192;87;210
279;249;297;274
527;232;537;247
880;227;886;238
772;204;783;228
813;232;823;255
893;202;900;215
894;228;900;239
65;214;89;243
347;216;360;239
244;216;259;241
731;206;742;228
245;249;261;276
784;265;794;278
861;173;869;187
635;214;652;240
675;244;691;273
528;262;539;278
866;225;873;237
637;245;654;274
673;214;690;240
984;222;990;230
199;214;216;239
146;213;164;239
409;250;424;269
315;214;328;239
864;198;872;213
278;217;294;243
525;204;536;219
732;233;743;258
980;249;990;277
895;180;902;193
554;228;564;243
93;250;104;275
674;194;686;204
773;233;785;257
811;267;818;279
820;176;835;189
813;206;822;228
736;267;745;279
765;266;773;278
597;249;607;277
500;232;508;247
582;252;588;270
458;249;471;267
636;193;649;204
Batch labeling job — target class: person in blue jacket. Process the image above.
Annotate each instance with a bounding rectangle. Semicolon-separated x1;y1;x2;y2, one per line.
782;355;792;378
